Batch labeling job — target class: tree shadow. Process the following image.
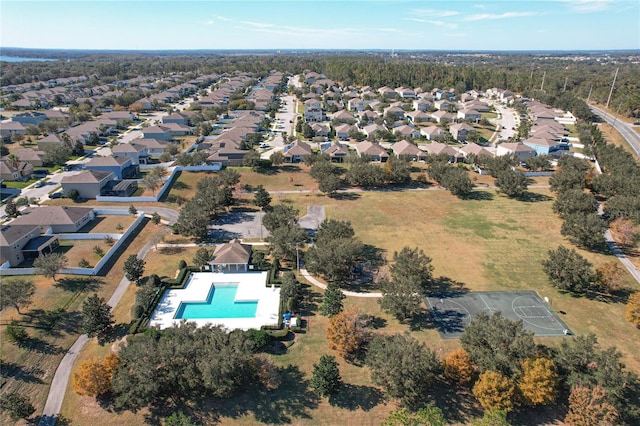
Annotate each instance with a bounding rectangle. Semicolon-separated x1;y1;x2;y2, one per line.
54;276;103;292
429;276;469;296
256;167;279;176
25;336;65;355
517;192;553;202
208;365;320;424
409;309;437;332
366;315;387;330
332;192;361;201
27;308;81;334
0;360;44;384
158;246;185;255
328;383;383;411
431;379;482;424
103;322;132;344
171;181;190;191
299;284;321;317
461;190;494;201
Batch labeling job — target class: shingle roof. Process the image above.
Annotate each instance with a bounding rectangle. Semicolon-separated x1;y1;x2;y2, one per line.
10;206;93;227
210;239;252;265
61;170;113;184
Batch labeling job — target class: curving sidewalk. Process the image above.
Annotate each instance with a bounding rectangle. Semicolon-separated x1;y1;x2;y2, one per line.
299;268;382;298
38;240;155;426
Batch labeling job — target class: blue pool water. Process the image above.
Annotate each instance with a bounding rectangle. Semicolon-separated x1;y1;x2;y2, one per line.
174;284;258;319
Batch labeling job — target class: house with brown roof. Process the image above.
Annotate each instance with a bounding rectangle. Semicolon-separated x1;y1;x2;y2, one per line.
420;125;446;140
206;147;247;166
10;206;95;233
283;140;312;163
61;170;113;199
37;133;65;151
131;138;168;157
392;140;426;161
460;143;494;160
430;110;454;124
355;141;389;162
0;159;34;181
0;121;27;141
423;142;464;163
208;239;253;273
334;123;354;141
449;122;476;142
162;112;189;125
321;141;349;163
457;108;482;123
393;125;421;139
496;142;537;162
0;224;59;268
163;122;191;136
5;149;46;167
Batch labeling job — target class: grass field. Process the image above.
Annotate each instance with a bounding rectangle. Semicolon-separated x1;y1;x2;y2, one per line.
0;220;155;426
79;215;137;234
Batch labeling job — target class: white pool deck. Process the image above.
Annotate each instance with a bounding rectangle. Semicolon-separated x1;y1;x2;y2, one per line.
149;271;281;331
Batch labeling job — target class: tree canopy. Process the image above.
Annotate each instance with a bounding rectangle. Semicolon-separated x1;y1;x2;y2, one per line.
0;277;35;314
542;245;595;293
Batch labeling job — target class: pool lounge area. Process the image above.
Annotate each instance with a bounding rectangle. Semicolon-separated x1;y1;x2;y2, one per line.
149;271;281;331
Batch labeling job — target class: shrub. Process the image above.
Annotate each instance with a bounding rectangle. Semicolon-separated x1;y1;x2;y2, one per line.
178;259;187;270
6;320;28;344
104;236;115;246
78;258;91;268
246;328;272;352
66;189;79;201
93;245;104;257
132;304;145;319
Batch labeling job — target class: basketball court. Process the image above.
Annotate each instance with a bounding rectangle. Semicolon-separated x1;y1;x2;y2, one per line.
425;291;571;339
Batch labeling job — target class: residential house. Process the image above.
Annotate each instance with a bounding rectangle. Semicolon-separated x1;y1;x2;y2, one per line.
61;170;113;199
430;111;454;124
449;122;476;142
392;140;426;161
423;142;464;163
304;99;323;123
359;110;378;124
0;224;59;267
283;140;312;163
134;138;168;157
0;159;33;181
434;99;452;111
6;149;46;167
406;110;431;124
496;142;537;162
142;125;173;141
354;141;389;162
457;109;482;123
395;87;416;99
413;99;432;112
321;141;349;163
523;137;567;156
10;206;95;233
420;126;446;140
460;143;494;160
334;123;354;141
347;98;366;112
311;123;329;138
332;109;355;123
384;106;405;121
378;86;397;99
206;147;247;166
393;125;421;139
85;156;137;179
0;121;27;141
162;122;191;136
112;143;150;165
162;112;190;125
103;179;139;197
37;133;65;151
361;123;386;138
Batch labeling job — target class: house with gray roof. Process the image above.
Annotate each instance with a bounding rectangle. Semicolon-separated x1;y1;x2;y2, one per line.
10;206;95;233
392;140;426;161
208;239;253;273
283;140;312;163
0;224;59;268
61;170;113;199
355;141;389;162
85;155;137;179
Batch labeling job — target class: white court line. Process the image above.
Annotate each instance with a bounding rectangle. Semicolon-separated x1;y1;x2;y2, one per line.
478;295;494;313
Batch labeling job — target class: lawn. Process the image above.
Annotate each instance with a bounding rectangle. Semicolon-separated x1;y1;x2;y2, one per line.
78;214;137;234
0;220;155;426
598;121;639;159
58;239;112;267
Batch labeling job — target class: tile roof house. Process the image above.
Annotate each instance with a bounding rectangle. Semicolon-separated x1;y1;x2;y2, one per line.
131;138;168;157
457;108;482;123
85;156;137;179
209;239;253;273
321;141;349;163
61;170;113;199
283;140;313;163
496;142;537;162
0;121;27;140
162;113;189;125
206;147;248;166
10;206;95;233
392;140;426;161
449;122;476;142
392;125;421;139
0;224;59;268
355;141;389;162
523;137;567;156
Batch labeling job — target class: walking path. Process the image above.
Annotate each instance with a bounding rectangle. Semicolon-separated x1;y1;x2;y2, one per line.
299;268;382;298
38;240;155;426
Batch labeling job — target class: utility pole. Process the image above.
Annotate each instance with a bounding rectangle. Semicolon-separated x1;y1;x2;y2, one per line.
605;67;619;109
540;71;546;91
587;85;593;102
563;77;568;92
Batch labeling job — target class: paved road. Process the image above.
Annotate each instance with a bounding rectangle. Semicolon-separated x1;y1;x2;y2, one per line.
38;239;156;426
91;205;179;225
299;268;382;298
590;104;640;157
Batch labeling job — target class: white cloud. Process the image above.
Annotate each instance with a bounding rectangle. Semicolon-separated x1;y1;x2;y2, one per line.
217;16;231;22
411;8;460;18
465;11;539;21
205;19;214;26
556;0;614;13
405;17;458;29
240;20;274;28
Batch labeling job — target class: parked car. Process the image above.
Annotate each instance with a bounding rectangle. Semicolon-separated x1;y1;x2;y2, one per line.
32;169;49;176
34;181;45;188
50;192;64;199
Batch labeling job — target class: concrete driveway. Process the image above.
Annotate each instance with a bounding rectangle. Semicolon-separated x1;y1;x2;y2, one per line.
298;206;326;234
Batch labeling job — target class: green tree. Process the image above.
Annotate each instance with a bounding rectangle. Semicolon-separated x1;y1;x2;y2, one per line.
81;293;114;341
366;333;441;408
151;211;161;225
267;223;307;261
44;142;72;165
384;156;412;184
123;255;145;283
165;412;200;426
175;199;209;241
309;355;342;397
305;219;362;284
129;204;138;215
0;392;35;421
542;245;595;293
320;281;345;317
243;150;262;170
5;319;29;344
192;247;210;269
553;189;599;218
34;252;68;281
253;185;272;210
470;410;510;426
382;405;446;426
561;213;606;249
317;172;342;196
280;272;303;312
549;156;590;193
495;169;528;198
270;150;284;166
262;204;299;232
5;199;20;218
1;277;35;314
346;161;386;187
380;246;434;320
460;312;536;377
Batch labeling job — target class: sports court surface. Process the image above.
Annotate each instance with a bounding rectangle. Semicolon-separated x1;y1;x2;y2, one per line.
425;291;571;339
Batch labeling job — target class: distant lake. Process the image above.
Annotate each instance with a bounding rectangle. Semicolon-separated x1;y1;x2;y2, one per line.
0;56;56;62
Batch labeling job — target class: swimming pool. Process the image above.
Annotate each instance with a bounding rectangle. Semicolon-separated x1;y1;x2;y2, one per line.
174;284;258;319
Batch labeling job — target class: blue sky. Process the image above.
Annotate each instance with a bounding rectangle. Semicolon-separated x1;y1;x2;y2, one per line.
1;0;639;51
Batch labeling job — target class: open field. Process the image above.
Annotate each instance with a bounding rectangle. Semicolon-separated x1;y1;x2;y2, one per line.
0;220;155;425
598;121;639;159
